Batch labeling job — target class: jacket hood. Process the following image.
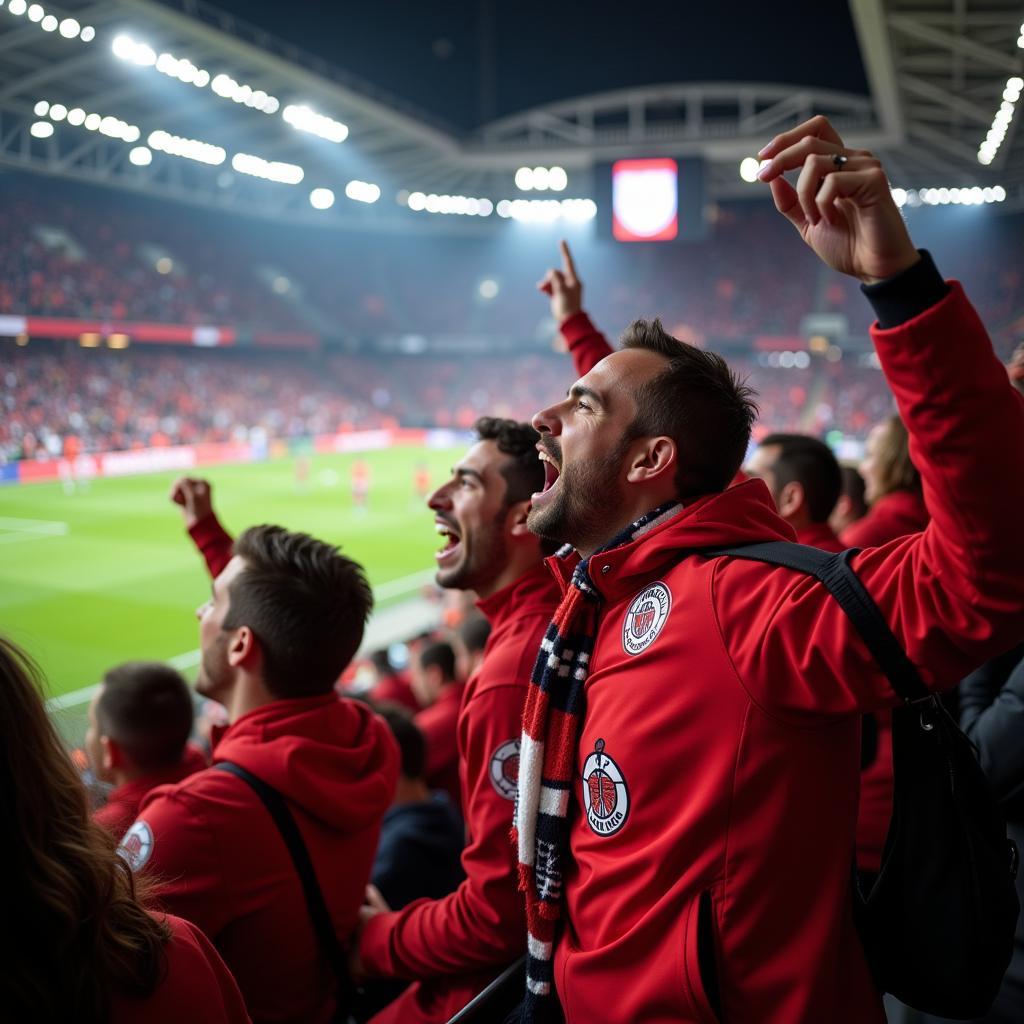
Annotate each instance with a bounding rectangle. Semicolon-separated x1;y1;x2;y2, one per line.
549;479;796;602
213;694;398;832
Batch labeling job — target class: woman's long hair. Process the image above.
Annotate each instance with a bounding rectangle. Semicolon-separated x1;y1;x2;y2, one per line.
871;413;921;499
0;636;169;1020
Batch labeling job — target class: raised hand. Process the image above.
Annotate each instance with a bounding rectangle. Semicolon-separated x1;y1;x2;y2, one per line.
537;239;584;324
757;115;919;284
169;476;214;529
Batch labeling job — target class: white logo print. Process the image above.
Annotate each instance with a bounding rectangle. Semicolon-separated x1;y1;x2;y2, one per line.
489;739;520;800
582;738;630;836
622;582;672;655
118;820;154;872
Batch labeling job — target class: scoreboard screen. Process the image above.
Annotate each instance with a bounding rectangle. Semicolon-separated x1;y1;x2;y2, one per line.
599;157;707;243
612;158;679;241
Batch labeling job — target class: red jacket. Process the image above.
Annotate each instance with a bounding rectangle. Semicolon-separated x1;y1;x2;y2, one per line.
359;563;561;1024
546;284;1024;1023
840;488;928;548
415;681;466;811
124;696;398;1024
110;914;250;1024
95;743;208;840
794;521;844;553
189;512;235;578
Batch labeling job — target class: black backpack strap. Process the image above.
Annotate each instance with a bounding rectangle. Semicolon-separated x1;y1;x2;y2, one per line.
214;761;354;1009
702;542;931;704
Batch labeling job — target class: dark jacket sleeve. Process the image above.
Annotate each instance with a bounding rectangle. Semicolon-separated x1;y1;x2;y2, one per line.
960;643;1024;813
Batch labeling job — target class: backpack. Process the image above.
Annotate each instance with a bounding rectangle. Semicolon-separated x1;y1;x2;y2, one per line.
705;542;1019;1019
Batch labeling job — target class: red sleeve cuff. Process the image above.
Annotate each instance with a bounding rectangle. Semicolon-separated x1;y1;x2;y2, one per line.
358;908;403;975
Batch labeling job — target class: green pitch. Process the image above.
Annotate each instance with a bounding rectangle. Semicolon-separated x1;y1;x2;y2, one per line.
0;446;462;704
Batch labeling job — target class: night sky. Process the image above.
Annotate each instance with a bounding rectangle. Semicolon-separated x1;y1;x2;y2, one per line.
202;0;869;133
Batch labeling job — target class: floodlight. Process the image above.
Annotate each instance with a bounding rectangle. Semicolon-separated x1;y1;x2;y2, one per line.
514;167;533;190
34;100;49;116
496;200;512;218
27;4;42;22
129;146;152;166
739;157;760;182
30;121;54;138
345;180;380;204
67;107;85;126
80;26;93;42
478;279;499;300
477;198;494;216
49;103;67;120
58;17;79;38
8;0;27;14
84;113;100;130
890;188;907;207
155;257;173;274
548;166;568;191
407;191;426;211
42;14;57;31
112;35;134;59
532;167;550;190
310;187;335;209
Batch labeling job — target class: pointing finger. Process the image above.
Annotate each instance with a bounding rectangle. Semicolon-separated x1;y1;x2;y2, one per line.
559;239;578;282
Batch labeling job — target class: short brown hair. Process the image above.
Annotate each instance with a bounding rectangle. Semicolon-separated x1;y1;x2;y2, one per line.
98;663;193;771
227;525;373;698
872;414;920;498
622;319;758;497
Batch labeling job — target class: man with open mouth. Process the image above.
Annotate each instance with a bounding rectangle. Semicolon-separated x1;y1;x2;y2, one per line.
353;416;561;1024
513;115;1024;1023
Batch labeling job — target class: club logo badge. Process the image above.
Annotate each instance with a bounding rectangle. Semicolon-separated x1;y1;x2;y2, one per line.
581;738;630;836
622;581;672;655
489;739;520;800
118;820;154;872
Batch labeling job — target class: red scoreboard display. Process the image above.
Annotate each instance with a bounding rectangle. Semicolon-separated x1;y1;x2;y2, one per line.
599;157;707;243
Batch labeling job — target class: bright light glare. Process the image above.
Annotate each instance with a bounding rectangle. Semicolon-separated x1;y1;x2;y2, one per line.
49;103;67;121
30;121;54;138
405;191;496;217
149;130;226;166
8;0;28;15
129;146;152;166
515;167;533;190
80;25;94;42
41;13;57;31
345;180;380;204
59;17;80;38
531;167;550;190
739;157;761;182
27;4;42;22
34;100;49;116
232;153;304;184
309;187;335;210
478;279;499;300
283;104;348;143
67;107;85;126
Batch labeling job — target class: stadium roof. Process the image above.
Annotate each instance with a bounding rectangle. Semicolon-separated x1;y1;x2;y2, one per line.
0;0;1022;226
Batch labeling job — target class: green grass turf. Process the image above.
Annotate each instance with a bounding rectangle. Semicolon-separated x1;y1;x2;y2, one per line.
0;446;462;701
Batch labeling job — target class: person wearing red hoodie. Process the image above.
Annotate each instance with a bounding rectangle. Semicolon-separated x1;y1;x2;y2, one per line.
121;524;399;1024
410;640;465;811
514;115;1024;1024
745;433;893;880
352;417;562;1024
841;413;928;547
86;661;207;840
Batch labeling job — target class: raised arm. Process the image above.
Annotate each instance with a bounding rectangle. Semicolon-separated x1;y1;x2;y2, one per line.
170;476;234;579
720;116;1024;714
538;239;613;376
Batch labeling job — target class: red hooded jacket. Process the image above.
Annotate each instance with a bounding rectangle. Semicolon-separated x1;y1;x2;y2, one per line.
110;914;250;1024
358;563;561;1023
123;696;398;1023
416;681;467;811
545;284;1024;1023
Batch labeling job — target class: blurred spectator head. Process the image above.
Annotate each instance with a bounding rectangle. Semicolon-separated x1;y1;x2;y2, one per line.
410;640;457;708
86;662;193;783
0;634;169;1018
831;465;869;537
370;648;395;681
428;417;553;595
195;524;372;708
375;704;427;783
454;614;491;681
861;414;919;505
746;433;841;527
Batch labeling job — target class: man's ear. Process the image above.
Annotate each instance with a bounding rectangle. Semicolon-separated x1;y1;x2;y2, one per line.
624;436;677;485
777;480;805;519
227;626;257;669
102;734;122;773
506;498;535;540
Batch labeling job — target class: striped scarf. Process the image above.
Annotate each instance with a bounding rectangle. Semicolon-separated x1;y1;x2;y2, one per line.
513;501;681;1021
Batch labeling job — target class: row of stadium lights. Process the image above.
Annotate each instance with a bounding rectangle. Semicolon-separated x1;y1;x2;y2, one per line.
0;0;95;40
978;76;1022;165
399;192;597;223
514;166;568;191
111;35;348;143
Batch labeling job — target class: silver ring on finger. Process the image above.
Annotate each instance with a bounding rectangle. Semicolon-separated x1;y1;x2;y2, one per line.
832;153;848;170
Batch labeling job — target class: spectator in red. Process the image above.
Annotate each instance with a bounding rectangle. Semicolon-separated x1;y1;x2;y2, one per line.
121;525;398;1023
514;116;1024;1023
86;661;207;840
0;634;249;1024
367;648;419;713
745;433;844;551
351;417;562;1024
840;413;927;547
410;641;464;810
830;464;869;538
453;614;491;684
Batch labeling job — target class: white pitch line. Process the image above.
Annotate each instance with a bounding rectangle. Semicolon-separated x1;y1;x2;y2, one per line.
45;570;436;711
0;516;70;545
